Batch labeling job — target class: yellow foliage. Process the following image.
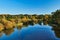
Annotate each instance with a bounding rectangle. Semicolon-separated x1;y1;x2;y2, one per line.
4;21;13;29
1;19;8;24
17;22;23;27
0;23;4;31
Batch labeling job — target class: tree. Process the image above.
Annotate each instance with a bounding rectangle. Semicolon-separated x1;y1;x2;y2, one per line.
52;10;60;24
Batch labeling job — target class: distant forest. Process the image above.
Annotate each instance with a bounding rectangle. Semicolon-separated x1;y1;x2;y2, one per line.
0;10;60;24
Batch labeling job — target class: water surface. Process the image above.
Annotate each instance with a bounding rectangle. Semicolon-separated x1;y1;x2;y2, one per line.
0;24;60;40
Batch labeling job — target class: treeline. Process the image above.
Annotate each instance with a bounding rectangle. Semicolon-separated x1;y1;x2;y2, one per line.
0;10;60;25
0;10;60;24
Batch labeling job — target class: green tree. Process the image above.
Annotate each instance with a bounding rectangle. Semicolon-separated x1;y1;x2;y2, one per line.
52;10;60;24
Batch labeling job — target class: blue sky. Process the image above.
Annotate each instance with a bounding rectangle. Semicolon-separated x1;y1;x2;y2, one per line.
0;0;60;15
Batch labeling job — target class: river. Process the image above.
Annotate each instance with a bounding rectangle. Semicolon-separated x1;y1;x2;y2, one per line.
0;24;60;40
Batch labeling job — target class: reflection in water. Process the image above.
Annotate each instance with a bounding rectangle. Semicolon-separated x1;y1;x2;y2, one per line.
19;24;57;40
0;20;60;40
0;32;3;37
3;29;14;36
52;25;60;38
17;26;22;30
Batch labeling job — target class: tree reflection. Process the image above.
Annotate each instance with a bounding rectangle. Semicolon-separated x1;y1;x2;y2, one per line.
0;31;3;37
52;25;60;38
3;28;14;36
17;26;22;30
43;20;60;38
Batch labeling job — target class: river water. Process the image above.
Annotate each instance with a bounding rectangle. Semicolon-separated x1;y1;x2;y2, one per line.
0;24;60;40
